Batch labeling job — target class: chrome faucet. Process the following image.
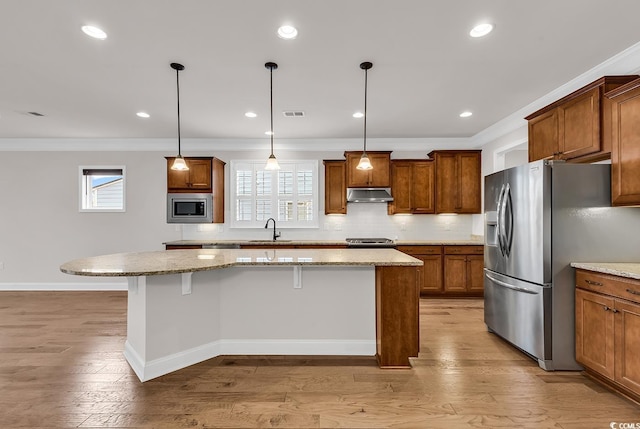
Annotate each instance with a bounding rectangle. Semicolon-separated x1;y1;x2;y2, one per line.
264;217;281;241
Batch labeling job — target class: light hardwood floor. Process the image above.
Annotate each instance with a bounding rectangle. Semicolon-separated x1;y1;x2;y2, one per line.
0;291;638;428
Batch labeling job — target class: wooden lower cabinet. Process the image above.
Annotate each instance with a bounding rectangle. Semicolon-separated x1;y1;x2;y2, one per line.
398;245;483;296
575;269;640;402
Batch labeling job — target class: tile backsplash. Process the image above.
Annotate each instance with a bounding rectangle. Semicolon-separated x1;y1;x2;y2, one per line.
183;202;476;241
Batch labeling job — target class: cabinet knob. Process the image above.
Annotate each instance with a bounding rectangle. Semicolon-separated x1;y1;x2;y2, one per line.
612;308;619;313
603;306;611;311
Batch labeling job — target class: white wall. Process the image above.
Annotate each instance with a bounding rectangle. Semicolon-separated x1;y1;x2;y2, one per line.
0;143;478;288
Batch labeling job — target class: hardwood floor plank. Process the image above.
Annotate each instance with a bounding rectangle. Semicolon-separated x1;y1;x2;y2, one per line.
0;291;638;429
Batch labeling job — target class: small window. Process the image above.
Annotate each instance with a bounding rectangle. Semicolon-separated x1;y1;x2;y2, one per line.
79;166;125;212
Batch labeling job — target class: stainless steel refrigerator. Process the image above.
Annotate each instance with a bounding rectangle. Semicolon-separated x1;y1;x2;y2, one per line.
484;159;640;370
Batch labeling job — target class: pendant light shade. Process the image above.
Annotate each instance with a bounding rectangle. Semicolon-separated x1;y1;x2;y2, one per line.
170;62;189;171
264;62;280;171
356;61;374;171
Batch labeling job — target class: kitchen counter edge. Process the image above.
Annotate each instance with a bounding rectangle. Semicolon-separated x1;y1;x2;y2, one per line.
571;262;640;280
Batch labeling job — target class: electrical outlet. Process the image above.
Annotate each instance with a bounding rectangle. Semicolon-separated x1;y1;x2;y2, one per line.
0;262;4;270
334;224;342;231
400;223;406;231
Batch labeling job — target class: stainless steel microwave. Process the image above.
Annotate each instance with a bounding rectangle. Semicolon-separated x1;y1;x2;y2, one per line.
167;193;213;223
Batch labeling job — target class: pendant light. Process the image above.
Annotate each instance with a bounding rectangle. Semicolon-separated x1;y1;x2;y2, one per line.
170;62;189;171
356;61;373;170
264;61;280;170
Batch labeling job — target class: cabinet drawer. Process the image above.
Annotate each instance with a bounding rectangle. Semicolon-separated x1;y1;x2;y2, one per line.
444;245;484;255
576;270;640;304
397;245;442;255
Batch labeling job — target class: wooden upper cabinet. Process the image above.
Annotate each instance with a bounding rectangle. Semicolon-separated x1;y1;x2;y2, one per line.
388;160;435;214
606;78;640;207
323;160;347;214
165;156;226;223
429;150;481;214
166;157;213;192
344;151;391;187
526;75;639;163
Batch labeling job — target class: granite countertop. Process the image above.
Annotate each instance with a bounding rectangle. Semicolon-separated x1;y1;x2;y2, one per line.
571;262;640;281
60;248;422;277
163;238;485;246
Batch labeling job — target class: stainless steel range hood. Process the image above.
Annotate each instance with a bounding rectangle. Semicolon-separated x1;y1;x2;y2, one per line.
346;187;394;203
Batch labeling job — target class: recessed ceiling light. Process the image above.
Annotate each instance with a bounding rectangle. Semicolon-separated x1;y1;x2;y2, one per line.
81;25;107;40
265;131;274;135
460;111;473;118
470;23;494;38
136;112;150;118
277;25;298;40
353;112;364;118
245;112;257;118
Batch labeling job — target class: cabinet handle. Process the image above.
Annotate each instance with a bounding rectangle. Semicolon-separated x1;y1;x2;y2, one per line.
626;288;640;296
603;306;610;311
612;309;619;313
585;279;603;286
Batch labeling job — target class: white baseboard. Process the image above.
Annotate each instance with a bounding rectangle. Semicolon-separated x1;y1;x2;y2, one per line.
0;282;128;291
125;339;376;382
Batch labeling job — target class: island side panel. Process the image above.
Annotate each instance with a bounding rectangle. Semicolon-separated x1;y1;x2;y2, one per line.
375;265;420;367
218;266;376;354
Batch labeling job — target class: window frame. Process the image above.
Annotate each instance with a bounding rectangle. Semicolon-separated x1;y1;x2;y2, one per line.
230;160;319;229
78;166;126;213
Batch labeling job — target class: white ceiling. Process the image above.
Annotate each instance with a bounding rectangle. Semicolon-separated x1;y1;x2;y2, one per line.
2;0;640;142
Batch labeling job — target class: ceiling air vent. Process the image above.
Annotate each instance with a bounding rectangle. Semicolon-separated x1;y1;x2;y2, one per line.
283;110;305;117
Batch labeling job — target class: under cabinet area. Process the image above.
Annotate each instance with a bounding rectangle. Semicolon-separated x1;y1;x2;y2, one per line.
397;244;483;296
575;269;640;402
525;75;638;163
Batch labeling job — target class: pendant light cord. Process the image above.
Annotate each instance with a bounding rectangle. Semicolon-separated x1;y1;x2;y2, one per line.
269;65;274;156
175;67;182;156
363;66;368;154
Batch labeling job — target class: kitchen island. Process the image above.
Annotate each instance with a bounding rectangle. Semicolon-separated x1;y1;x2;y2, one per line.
61;248;422;382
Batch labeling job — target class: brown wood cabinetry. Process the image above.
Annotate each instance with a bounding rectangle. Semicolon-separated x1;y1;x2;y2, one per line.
397;246;442;294
526;76;639;163
605;78;640;206
428;150;481;214
344;151;391;188
165;156;225;223
575;269;640;402
398;244;482;296
388;160;435;214
443;246;484;295
323;160;347;214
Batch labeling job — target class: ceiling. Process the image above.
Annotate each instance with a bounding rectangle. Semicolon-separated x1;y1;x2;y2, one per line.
2;0;640;142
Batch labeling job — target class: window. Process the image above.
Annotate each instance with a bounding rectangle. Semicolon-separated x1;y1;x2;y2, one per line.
231;160;318;228
79;166;125;212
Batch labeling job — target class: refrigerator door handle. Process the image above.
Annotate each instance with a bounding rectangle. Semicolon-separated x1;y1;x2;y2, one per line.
485;272;539;295
503;183;514;257
496;184;506;256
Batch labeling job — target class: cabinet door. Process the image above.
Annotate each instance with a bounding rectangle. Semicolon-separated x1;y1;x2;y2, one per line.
443;255;467;292
389;162;412;214
458;153;481;213
575;288;615;379
367;153;391;187
412;162;435;214
528;109;559;162
345;152;372;187
559;87;601;160
614;298;640;393
166;157;212;192
466;255;484;294
609;81;640;206
434;153;458;213
324;161;347;214
420;255;442;293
